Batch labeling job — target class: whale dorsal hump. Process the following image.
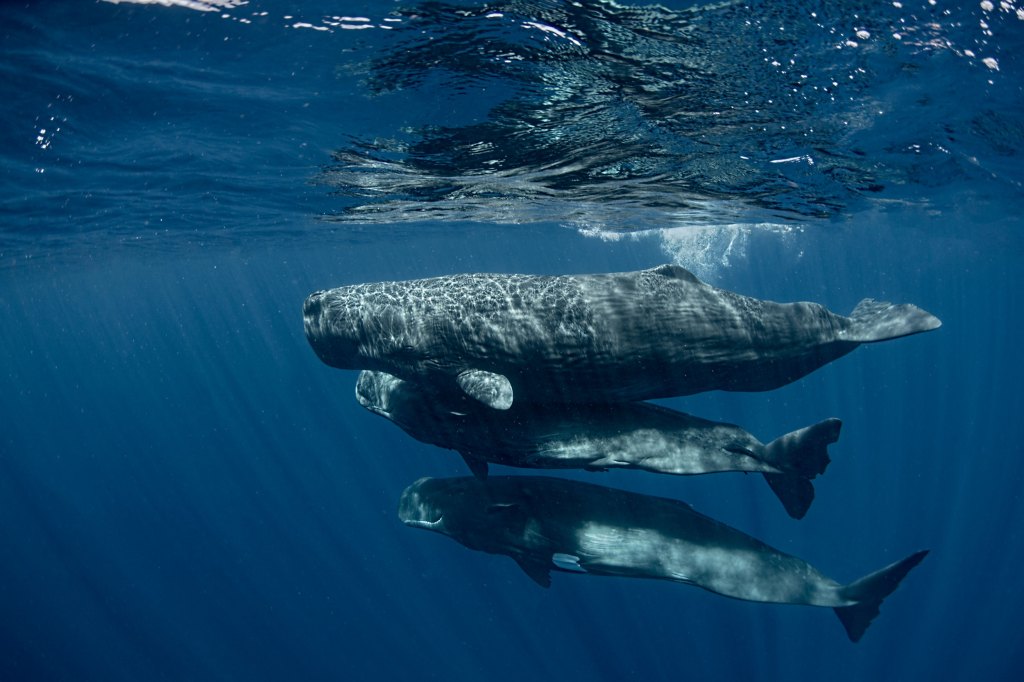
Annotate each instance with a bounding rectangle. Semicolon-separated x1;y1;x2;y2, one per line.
649;263;701;284
457;369;514;410
460;453;489;480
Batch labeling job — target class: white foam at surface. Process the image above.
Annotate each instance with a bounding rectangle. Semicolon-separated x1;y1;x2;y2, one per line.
102;0;247;11
658;223;801;280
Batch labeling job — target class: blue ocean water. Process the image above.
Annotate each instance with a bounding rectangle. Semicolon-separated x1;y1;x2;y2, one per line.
1;0;1022;679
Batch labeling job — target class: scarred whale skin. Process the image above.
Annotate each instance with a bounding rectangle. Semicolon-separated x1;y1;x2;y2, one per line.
399;475;928;642
357;369;841;519
304;264;941;409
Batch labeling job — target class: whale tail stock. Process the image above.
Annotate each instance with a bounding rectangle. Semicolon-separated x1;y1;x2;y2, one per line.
760;418;841;520
842;298;942;343
834;550;929;642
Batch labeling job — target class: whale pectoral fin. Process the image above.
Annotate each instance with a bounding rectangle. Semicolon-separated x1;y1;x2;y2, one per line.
459;453;489;480
514;557;552;588
457;369;513;410
650;263;701;284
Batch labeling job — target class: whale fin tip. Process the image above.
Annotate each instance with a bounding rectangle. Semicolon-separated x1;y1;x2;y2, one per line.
514;557;552;588
762;473;815;519
835;550;929;642
844;299;941;343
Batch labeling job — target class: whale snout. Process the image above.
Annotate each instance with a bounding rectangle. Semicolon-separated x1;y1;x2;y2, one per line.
398;477;446;530
301;290;326;323
302;290;364;369
355;370;392;415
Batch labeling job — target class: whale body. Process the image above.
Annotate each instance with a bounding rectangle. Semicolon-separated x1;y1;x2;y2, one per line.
399;475;928;642
304;265;941;409
357;369;841;519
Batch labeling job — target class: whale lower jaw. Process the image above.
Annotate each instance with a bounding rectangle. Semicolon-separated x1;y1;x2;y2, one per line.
405;516;444;530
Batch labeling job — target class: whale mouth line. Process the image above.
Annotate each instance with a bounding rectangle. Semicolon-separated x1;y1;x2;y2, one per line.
362;403;392;418
405;515;443;529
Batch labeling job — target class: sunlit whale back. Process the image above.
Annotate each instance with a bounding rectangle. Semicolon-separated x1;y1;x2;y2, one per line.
305;264;941;409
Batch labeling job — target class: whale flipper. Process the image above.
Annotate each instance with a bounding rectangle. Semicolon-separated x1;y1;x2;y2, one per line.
841;299;942;343
457;369;514;410
834;550;929;642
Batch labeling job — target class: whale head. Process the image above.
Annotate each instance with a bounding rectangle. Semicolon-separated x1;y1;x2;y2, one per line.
398;477;520;552
398;477;451;532
303;289;365;369
303;286;430;371
354;370;408;418
355;369;487;449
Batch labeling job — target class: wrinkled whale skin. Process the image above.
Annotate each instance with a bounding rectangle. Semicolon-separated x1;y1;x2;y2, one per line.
305;265;941;408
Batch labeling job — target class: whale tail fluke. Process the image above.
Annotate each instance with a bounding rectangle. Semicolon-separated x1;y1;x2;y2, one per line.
762;418;841;478
834;550;929;642
842;299;942;343
759;418;841;520
762;473;814;520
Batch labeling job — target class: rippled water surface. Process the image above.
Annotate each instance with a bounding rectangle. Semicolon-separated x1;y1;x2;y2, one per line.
1;1;1022;680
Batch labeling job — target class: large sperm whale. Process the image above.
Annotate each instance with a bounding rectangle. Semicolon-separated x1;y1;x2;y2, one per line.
399;475;928;642
356;369;841;519
304;264;941;409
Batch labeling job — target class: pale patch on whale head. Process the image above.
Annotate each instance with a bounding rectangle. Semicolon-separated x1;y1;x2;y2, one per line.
398;477;522;554
398;478;448;531
355;370;405;417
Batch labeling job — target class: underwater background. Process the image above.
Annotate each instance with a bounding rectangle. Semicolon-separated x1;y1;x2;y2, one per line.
1;0;1022;679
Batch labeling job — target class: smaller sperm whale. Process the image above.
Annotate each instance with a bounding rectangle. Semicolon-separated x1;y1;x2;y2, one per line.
357;370;841;519
399;475;929;642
